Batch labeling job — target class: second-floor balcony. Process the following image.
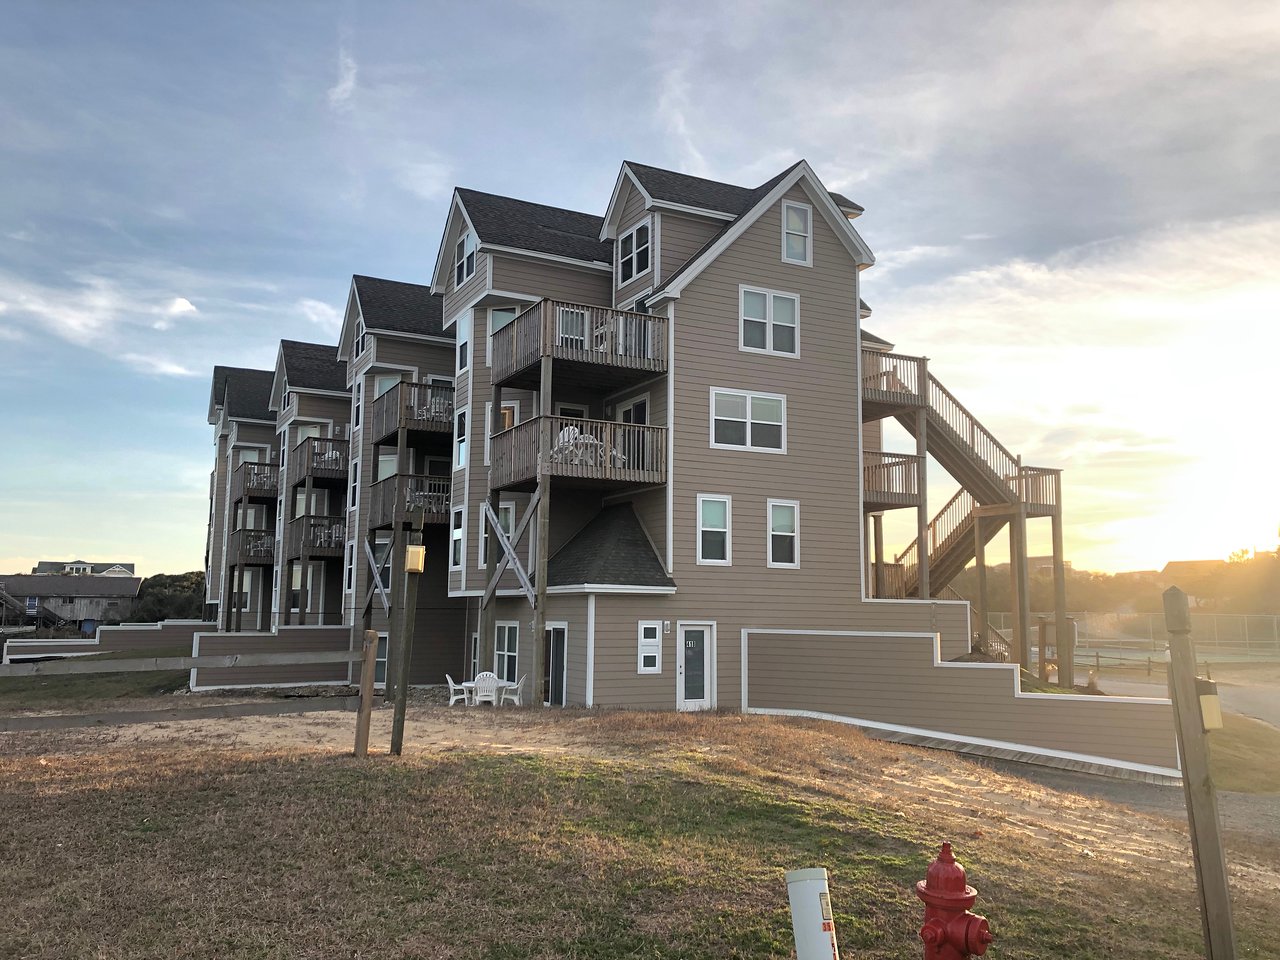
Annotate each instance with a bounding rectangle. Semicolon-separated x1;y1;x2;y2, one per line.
861;348;927;421
368;474;452;529
284;515;346;560
491;299;668;390
863;451;924;511
288;437;349;487
370;380;455;444
490;416;667;491
227;527;276;566
230;461;278;503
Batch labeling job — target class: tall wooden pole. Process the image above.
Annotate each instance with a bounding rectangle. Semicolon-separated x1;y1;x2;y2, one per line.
479;383;503;677
873;513;886;598
353;629;378;758
1052;495;1071;688
1164;586;1237;959
390;524;422;756
973;516;987;650
531;355;553;706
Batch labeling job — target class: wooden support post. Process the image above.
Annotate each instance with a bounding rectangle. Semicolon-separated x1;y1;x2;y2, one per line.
873;512;886;598
915;404;930;599
1164;587;1237;959
1052;505;1072;689
259;564;271;632
479;383;503;677
1037;618;1050;682
354;629;379;758
531;355;553;707
299;474;314;625
233;564;243;632
973;516;988;649
390;525;422;756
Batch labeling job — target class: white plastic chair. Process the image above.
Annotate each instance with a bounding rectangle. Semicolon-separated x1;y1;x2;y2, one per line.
445;674;470;706
500;674;525;707
472;670;500;706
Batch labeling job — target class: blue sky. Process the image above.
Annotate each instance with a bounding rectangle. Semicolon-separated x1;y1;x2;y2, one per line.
2;0;1278;576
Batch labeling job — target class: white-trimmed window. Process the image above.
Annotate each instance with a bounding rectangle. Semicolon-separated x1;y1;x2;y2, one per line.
767;499;800;568
617;219;651;285
455;411;467;469
373;373;400;399
348;457;360;509
375;632;389;687
450;508;465;569
455;230;476;286
484;400;520;465
486;305;519;365
710;389;786;453
353;380;363;427
740;286;798;356
697;494;731;565
495;622;519;683
637;621;662;674
354;318;366;357
373;533;392;590
479;501;515;568
782;200;812;266
344;541;355;593
456;312;471;372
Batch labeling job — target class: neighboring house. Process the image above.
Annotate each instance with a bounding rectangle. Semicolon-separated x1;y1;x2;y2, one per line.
31;561;136;576
198;158;1069;707
0;574;142;633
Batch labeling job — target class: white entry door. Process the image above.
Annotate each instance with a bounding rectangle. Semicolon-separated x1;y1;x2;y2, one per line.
676;622;713;711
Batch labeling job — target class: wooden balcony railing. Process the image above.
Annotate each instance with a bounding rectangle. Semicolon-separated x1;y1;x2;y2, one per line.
491;300;667;384
228;528;277;566
861;349;926;406
368;475;452;529
925;374;1019;492
1013;466;1060;513
490;416;667;489
370;380;455;443
862;451;923;507
288;437;349;486
230;462;278;503
285;515;346;559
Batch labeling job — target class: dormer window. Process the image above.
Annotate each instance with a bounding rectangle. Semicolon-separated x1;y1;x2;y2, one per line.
455;230;477;286
355;318;366;357
782;201;812;266
618;219;651;285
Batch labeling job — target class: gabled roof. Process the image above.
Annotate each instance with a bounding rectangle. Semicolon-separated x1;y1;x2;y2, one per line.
547;504;675;589
0;574;142;598
280;340;348;394
208;366;273;424
351;275;450;339
861;328;892;348
31;561;136;575
455;188;613;265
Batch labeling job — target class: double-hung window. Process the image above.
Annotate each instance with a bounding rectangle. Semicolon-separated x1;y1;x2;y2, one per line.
455;411;467;469
767;499;799;568
697;494;731;565
740;287;798;356
354;318;366;357
455;230;476;286
710;389;786;453
450;508;464;569
479;501;515;568
782;200;812;266
456;312;471;372
494;622;519;683
637;621;662;673
618;219;651;285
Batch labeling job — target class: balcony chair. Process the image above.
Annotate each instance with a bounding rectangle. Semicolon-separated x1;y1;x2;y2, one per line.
445;674;470;706
471;670;500;706
499;674;525;707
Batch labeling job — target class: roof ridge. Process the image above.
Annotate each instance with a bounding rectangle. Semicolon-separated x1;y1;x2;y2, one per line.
456;186;601;223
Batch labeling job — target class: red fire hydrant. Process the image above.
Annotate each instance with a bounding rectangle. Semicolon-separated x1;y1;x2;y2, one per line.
916;842;994;959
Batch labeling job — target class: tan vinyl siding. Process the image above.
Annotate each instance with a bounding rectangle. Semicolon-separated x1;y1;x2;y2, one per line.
207;432;229;604
745;631;1179;772
659;211;723;281
191;625;352;689
489;256;611;307
5;620;214;660
443;208;489;319
588;593;678;707
613;184;652;305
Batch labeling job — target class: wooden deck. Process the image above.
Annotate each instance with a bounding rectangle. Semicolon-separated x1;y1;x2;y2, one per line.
368;474;452;529
230;462;278;503
288;437;349;487
490;416;667;491
862;451;924;511
227;528;277;566
369;381;455;444
284;515;346;560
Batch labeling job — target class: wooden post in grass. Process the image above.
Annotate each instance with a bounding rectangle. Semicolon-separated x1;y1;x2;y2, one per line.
390;529;424;756
353;629;379;758
1164;586;1236;959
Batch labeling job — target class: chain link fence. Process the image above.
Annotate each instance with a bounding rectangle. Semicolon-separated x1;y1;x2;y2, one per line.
984;611;1280;659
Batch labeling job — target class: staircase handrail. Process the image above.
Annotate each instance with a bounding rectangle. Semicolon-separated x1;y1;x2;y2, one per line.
937;585;1012;662
926;374;1020;493
894;487;976;580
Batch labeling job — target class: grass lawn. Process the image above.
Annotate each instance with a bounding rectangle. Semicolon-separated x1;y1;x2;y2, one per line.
0;646;192;711
2;711;1276;959
1210;712;1280;793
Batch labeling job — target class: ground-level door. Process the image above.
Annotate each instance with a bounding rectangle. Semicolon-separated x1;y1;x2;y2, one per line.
544;624;567;707
676;622;714;711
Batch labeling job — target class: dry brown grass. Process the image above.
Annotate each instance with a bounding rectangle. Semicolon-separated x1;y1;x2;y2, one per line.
1;709;1276;959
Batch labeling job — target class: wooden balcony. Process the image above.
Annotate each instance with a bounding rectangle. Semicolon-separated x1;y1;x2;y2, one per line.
230;462;278;503
491;300;667;391
863;451;924;511
284;515;346;560
490;416;667;491
288;437;349;487
369;380;455;445
861;348;926;421
368;474;452;529
227;528;276;566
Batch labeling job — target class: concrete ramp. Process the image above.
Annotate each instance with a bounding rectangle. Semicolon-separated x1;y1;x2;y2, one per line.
742;629;1179;779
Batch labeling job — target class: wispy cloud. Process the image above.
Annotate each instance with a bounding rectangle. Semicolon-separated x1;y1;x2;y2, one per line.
298;297;341;333
327;48;358;110
120;352;197;377
654;67;709;177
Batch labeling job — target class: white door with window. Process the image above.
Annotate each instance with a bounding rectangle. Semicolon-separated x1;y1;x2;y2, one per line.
676;622;714;711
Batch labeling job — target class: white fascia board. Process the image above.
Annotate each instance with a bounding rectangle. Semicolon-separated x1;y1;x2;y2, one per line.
649;199;735;221
599;164;655;240
661;162;875;301
292;387;352;400
429;193;474;294
336;279;361;364
545;584;677;595
479;244;612;273
365;327;456;347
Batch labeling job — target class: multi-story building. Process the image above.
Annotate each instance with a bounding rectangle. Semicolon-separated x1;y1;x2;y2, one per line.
199;158;1070;706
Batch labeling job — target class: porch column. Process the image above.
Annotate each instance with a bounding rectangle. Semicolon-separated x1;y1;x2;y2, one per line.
1010;506;1031;671
233;564;243;632
915;357;930;599
479;383;503;676
973;516;987;650
1052;501;1072;689
531;355;553;705
282;560;293;626
873;512;886;598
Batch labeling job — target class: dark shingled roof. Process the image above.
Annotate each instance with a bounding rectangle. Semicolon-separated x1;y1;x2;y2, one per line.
626;160;862;216
32;561;135;575
547;505;675;589
456;188;612;265
352;275;450;339
861;328;893;348
224;368;275;422
280;340;348;393
0;575;142;598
